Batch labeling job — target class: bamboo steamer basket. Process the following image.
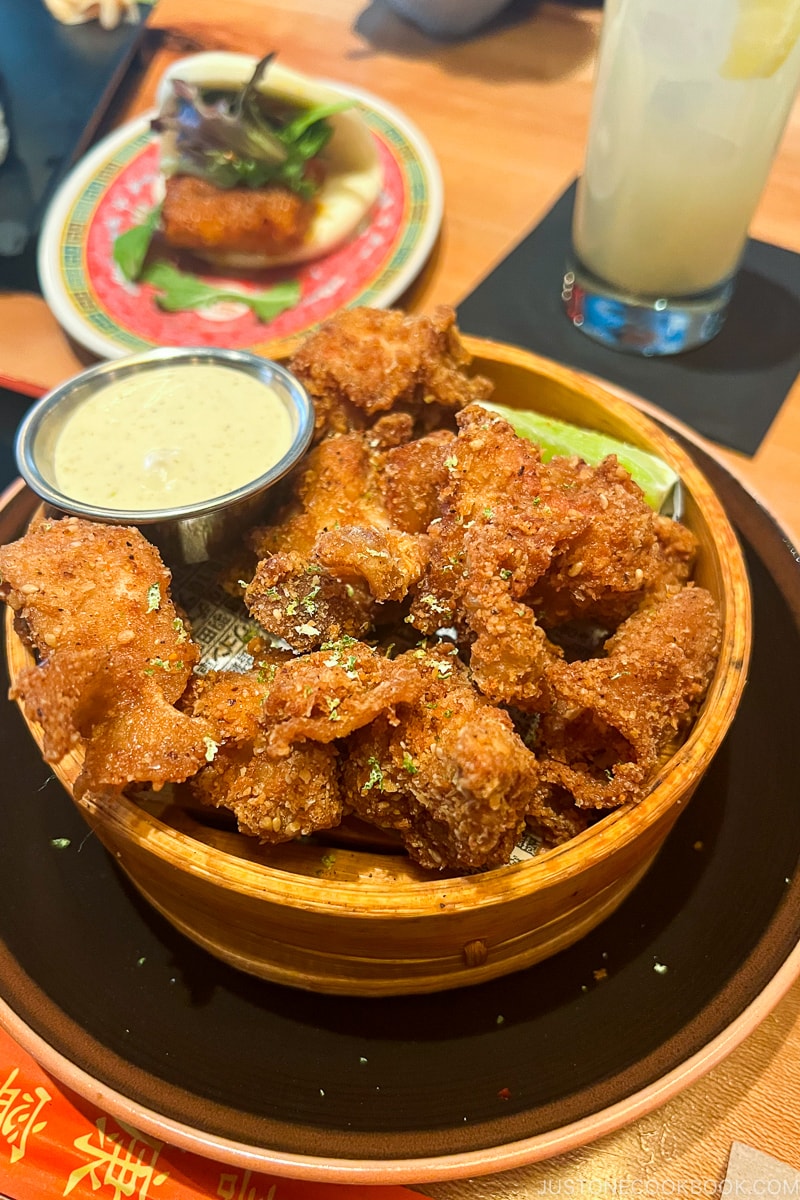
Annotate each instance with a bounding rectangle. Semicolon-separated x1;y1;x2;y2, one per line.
5;339;752;996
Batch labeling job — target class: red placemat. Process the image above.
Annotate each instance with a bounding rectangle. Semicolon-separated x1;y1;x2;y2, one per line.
0;1027;417;1199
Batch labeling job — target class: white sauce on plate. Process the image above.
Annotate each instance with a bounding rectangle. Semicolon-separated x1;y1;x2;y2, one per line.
54;363;294;510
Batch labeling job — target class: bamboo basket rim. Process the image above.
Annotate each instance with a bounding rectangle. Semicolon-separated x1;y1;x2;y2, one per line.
4;339;753;918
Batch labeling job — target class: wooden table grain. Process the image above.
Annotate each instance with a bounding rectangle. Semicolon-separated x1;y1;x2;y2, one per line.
1;0;799;1188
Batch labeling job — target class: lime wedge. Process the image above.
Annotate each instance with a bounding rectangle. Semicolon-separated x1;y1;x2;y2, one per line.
721;0;800;80
479;401;679;513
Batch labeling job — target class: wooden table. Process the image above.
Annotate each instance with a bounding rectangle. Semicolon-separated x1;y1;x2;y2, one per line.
1;0;799;1190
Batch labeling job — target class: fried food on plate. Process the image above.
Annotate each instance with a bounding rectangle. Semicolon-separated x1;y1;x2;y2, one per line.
245;430;429;651
536;586;722;810
161;174;317;260
0;308;726;877
379;429;455;534
406;405;701;711
341;645;538;870
408;406;585;706
182;667;342;842
154;54;383;269
529;454;697;629
260;638;425;757
0;517;213;796
289;306;493;440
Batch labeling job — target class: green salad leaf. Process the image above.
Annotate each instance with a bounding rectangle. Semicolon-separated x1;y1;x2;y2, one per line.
112;204;161;282
141;261;301;322
153;53;353;197
479;401;680;513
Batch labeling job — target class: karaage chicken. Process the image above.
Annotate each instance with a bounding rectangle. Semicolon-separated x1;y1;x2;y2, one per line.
244;429;431;651
260;638;426;756
289;305;493;440
536;586;722;809
341;644;538;870
182;666;342;841
0;516;214;796
0;308;725;877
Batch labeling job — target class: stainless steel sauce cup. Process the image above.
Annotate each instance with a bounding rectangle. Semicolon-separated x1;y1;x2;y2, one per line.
15;346;314;564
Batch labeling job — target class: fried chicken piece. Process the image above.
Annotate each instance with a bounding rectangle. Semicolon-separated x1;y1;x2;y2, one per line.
408;406;585;706
341;646;539;870
528;455;698;629
465;591;565;711
536;586;722;809
314;525;430;603
246;551;376;652
182;667;342;843
523;785;596;847
653;512;698;588
245;433;384;649
78;687;216;800
161;174;316;257
249;433;384;563
379;429;455;534
260;639;426;757
245;431;429;650
289;305;494;440
0;516;213;795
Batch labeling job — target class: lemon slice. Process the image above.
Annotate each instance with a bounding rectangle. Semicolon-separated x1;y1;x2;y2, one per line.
479;401;680;514
722;0;800;79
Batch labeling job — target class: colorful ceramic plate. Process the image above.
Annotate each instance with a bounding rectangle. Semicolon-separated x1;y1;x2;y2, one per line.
0;434;799;1184
37;83;442;361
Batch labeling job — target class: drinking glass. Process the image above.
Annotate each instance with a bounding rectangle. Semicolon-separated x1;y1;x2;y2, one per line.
564;0;800;355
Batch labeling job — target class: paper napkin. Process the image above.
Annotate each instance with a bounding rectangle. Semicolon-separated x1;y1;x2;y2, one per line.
0;1026;417;1200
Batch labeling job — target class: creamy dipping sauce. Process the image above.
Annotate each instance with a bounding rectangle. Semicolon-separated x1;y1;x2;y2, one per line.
54;363;294;510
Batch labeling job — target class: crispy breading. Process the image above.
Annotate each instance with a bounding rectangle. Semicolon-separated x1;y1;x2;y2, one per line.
161;174;316;257
249;433;381;562
245;431;430;650
314;525;430;603
407;406;583;706
260;639;426;757
77;687;215;800
0;516;196;697
528;454;697;628
341;646;538;870
536;586;722;809
0;306;725;874
523;784;596;847
245;551;376;652
289;305;494;440
0;517;213;795
182;669;342;842
379;429;454;534
406;407;700;710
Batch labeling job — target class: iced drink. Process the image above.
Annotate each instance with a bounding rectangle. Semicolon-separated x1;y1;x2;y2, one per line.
566;0;800;354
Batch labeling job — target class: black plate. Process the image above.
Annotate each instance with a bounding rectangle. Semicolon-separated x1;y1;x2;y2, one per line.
1;439;799;1182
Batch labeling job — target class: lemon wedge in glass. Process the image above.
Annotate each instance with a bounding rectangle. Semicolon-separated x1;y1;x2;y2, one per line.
722;0;800;80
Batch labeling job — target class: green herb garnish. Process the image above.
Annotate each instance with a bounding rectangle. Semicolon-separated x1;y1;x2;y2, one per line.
362;756;384;793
